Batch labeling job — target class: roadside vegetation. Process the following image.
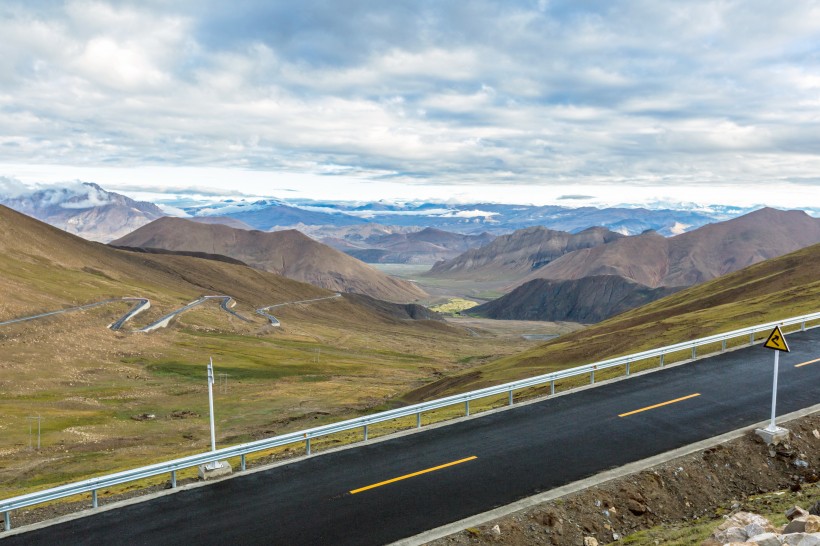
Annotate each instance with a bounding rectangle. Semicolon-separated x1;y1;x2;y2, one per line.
429;297;480;315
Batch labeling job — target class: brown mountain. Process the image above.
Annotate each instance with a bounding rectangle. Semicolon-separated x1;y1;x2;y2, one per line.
521;208;820;288
426;226;624;282
472;275;681;323
113;217;427;302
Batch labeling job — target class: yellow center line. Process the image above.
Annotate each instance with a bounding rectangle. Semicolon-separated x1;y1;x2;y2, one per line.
796;357;820;368
618;393;701;418
349;456;478;495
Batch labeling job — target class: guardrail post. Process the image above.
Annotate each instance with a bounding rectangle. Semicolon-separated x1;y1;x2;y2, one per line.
802;321;806;331
4;511;10;532
750;333;755;345
240;455;246;471
92;490;98;509
721;340;727;351
660;354;664;367
590;369;595;384
691;346;697;359
417;413;421;428
465;401;470;416
508;390;513;406
364;425;369;441
306;437;311;455
550;380;555;395
626;361;630;376
171;470;177;488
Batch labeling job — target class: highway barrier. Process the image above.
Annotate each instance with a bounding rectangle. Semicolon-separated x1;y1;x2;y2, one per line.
2;310;819;532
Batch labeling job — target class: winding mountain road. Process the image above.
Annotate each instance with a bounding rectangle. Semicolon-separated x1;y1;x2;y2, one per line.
0;298;150;331
255;294;343;326
0;293;343;332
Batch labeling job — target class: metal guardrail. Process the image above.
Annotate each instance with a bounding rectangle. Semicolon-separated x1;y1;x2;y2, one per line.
3;310;819;531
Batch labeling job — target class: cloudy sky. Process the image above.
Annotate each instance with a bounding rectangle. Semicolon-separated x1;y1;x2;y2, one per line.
1;0;819;207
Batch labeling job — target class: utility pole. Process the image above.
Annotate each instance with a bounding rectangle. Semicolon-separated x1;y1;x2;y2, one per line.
26;415;42;451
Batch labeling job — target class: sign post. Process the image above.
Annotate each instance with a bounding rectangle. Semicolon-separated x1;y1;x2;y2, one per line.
207;358;217;453
198;357;231;477
757;325;791;443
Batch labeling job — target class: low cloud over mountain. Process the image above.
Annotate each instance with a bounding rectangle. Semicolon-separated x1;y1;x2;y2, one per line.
0;179;165;242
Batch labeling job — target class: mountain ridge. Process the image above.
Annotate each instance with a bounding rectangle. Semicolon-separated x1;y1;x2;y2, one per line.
113;217;427;302
521;207;820;288
426;226;625;282
0;182;165;242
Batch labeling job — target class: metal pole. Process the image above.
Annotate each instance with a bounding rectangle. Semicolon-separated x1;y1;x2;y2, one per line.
171;470;177;488
416;413;421;428
465;400;470;416
208;358;216;453
92;490;98;508
508;390;513;406
26;415;42;451
241;454;246;471
4;511;10;532
767;350;780;432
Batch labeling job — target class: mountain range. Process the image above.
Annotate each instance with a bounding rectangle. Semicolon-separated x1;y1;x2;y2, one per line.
181;198;738;236
112;217;427;303
466;208;820;323
518;208;820;288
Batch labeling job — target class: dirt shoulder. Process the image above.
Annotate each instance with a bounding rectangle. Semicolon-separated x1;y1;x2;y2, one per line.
423;412;819;546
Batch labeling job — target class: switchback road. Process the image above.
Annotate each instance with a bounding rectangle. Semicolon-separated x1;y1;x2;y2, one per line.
3;328;819;545
0;294;341;332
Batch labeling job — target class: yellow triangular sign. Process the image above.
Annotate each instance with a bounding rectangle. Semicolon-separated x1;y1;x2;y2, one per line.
763;325;790;352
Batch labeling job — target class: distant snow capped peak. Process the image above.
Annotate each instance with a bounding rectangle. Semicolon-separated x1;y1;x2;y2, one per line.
186;197;287;217
0;179;164;242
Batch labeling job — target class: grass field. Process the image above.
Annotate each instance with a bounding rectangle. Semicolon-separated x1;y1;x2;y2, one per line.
0;290;576;499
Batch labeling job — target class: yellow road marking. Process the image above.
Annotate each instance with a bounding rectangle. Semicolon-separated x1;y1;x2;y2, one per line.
795;357;820;368
618;393;701;418
350;456;478;495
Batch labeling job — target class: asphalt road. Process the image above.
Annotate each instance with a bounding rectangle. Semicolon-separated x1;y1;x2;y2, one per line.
4;328;819;545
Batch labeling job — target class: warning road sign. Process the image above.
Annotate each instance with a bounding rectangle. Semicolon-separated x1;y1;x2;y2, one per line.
763;325;790;352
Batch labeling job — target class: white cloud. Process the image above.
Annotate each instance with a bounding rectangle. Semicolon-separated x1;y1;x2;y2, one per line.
0;0;817;207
